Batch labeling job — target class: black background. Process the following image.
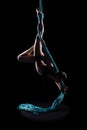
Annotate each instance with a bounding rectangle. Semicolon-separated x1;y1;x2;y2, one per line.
2;0;85;129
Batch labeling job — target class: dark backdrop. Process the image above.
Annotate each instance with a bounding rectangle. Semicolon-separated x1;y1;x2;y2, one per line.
2;0;85;129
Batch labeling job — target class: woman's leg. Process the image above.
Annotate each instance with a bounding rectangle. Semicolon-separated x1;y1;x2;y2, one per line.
39;40;67;82
17;45;35;63
34;35;46;75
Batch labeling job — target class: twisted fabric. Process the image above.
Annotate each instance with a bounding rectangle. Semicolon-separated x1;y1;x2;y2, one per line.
17;0;66;114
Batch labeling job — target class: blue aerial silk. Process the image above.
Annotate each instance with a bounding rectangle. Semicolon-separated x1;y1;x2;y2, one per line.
17;0;65;114
18;92;64;114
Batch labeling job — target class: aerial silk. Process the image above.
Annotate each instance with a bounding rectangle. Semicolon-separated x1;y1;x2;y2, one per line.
17;0;65;114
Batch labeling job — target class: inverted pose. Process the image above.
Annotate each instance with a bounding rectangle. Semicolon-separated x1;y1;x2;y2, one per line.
17;8;68;94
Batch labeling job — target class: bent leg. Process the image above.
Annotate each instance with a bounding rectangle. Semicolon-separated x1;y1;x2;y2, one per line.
34;35;46;75
35;40;67;83
17;45;35;63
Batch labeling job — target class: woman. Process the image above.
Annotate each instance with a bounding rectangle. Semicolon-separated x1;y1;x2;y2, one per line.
17;8;68;94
